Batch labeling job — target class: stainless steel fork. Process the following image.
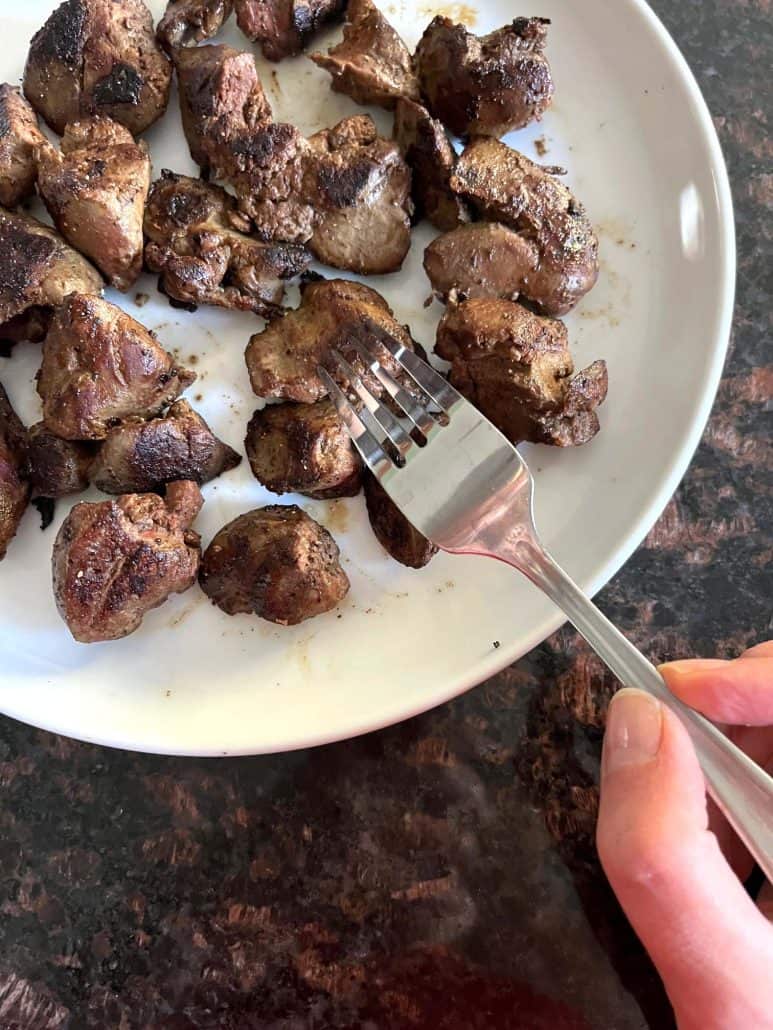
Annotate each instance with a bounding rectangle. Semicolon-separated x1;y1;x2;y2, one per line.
319;336;773;882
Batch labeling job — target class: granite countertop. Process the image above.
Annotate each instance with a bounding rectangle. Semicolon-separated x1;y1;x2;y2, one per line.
0;2;770;1027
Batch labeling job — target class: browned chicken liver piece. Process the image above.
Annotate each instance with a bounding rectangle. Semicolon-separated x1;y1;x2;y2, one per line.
424;222;540;304
415;16;553;139
144;172;310;315
26;423;94;498
24;0;172;137
36;117;150;292
245;399;362;499
52;480;202;642
245;276;414;402
234;0;346;61
305;115;412;274
537;359;609;447
450;138;599;316
0;85;47;209
90;399;241;494
310;0;419;110
38;293;196;441
0;383;29;561
363;470;436;569
393;97;469;232
157;0;233;51
230;115;412;273
435;298;607;447
228;122;316;245
172;43;272;175
199;504;349;623
0;209;103;347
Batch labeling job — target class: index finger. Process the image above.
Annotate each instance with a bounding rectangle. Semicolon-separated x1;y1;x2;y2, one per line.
659;643;773;726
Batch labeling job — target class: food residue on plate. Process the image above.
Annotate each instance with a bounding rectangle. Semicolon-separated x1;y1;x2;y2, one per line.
323;501;349;535
419;3;477;26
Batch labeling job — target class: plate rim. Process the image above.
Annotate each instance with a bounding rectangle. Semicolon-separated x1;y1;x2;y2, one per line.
0;0;736;756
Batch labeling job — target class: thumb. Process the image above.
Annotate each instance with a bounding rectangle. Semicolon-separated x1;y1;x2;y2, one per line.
597;688;773;1028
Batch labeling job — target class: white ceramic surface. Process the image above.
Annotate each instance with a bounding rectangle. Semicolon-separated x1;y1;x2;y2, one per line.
0;0;734;755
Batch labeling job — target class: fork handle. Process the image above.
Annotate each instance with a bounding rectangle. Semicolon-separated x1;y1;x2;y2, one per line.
505;539;773;883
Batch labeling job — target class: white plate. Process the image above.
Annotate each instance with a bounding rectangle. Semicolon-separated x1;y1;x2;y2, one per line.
0;0;734;755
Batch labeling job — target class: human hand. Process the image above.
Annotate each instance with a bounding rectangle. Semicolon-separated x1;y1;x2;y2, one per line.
597;642;773;1030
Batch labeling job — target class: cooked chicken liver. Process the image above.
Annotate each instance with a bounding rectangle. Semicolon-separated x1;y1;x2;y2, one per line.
228;115;412;273
364;471;436;569
435;298;607;447
24;0;172;136
393;97;469;231
450;138;599;316
0;85;47;209
423;222;540;304
415;16;553;139
90;399;241;494
53;480;202;642
245;276;414;403
245;399;362;499
227;121;315;245
537;359;609;447
157;0;234;52
36;117;151;292
173;43;272;176
234;0;346;62
144;172;310;315
0;209;103;346
0;383;29;561
305;115;412;273
199;504;349;624
311;0;419;110
26;423;94;498
38;293;195;441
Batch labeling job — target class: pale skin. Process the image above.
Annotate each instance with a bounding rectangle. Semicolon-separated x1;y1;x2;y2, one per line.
597;642;773;1030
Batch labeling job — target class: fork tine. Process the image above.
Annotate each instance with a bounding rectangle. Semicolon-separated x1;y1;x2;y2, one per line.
369;333;461;413
318;367;394;476
346;338;437;438
330;351;414;459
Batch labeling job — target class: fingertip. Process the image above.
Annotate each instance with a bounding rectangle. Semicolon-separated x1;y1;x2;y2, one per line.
660;657;773;725
658;658;729;678
602;688;662;778
741;640;773;660
657;661;725;711
597;702;707;885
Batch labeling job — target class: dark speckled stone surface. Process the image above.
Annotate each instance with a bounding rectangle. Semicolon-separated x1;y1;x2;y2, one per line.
0;2;771;1027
